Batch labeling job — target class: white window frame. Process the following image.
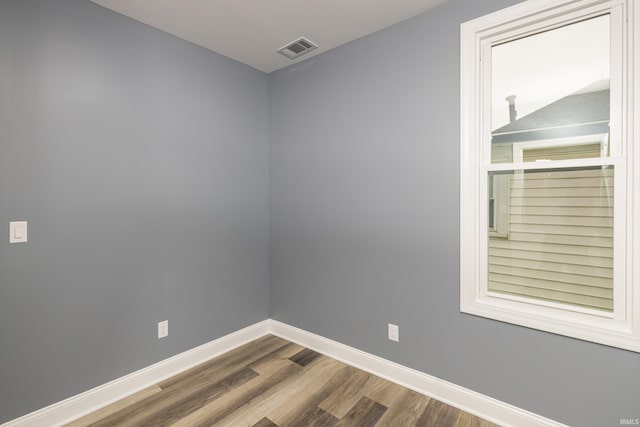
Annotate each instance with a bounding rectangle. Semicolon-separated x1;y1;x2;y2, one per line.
460;0;640;352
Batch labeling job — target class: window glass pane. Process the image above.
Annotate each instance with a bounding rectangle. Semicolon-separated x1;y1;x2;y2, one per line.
487;166;614;312
491;15;610;163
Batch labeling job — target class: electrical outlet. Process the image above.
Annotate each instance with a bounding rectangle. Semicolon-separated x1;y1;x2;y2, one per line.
158;320;168;339
388;323;399;342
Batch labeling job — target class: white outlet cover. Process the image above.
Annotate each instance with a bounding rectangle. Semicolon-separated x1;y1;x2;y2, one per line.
158;320;168;339
388;323;399;342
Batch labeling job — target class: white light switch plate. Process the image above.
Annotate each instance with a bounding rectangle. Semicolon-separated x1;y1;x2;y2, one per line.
9;221;28;243
158;320;168;339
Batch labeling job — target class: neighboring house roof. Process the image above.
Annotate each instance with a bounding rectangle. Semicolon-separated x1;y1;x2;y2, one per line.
492;80;610;144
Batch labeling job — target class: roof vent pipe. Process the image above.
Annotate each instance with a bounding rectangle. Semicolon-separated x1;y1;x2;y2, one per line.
506;95;517;123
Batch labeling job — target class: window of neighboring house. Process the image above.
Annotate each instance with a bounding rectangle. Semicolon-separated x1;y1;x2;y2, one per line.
460;0;639;352
488;172;509;238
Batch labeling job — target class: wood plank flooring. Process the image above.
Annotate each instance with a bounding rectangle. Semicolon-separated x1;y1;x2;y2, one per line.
65;335;499;427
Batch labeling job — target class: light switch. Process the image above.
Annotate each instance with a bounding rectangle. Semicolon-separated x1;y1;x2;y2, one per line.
9;221;28;243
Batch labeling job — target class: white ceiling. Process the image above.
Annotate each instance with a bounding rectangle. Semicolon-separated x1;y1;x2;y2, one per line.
90;0;450;73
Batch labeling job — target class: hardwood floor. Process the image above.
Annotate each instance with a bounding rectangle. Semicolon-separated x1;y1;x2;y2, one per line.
65;335;499;427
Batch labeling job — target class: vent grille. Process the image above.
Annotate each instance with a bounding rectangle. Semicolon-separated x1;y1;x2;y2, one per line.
277;37;318;60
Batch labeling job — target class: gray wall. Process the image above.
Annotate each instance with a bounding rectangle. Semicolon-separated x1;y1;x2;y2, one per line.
3;0;640;425
0;0;269;422
268;1;640;426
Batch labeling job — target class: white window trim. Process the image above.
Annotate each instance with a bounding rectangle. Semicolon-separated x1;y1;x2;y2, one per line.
460;0;640;352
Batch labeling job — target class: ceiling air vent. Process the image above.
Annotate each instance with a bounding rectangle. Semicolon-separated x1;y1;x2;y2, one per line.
277;37;318;60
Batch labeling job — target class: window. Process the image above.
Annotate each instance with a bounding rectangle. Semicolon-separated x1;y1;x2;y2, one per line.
460;0;639;351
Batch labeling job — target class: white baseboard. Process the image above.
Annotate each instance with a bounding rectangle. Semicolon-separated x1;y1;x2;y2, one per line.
1;320;270;427
3;319;566;427
268;319;567;427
